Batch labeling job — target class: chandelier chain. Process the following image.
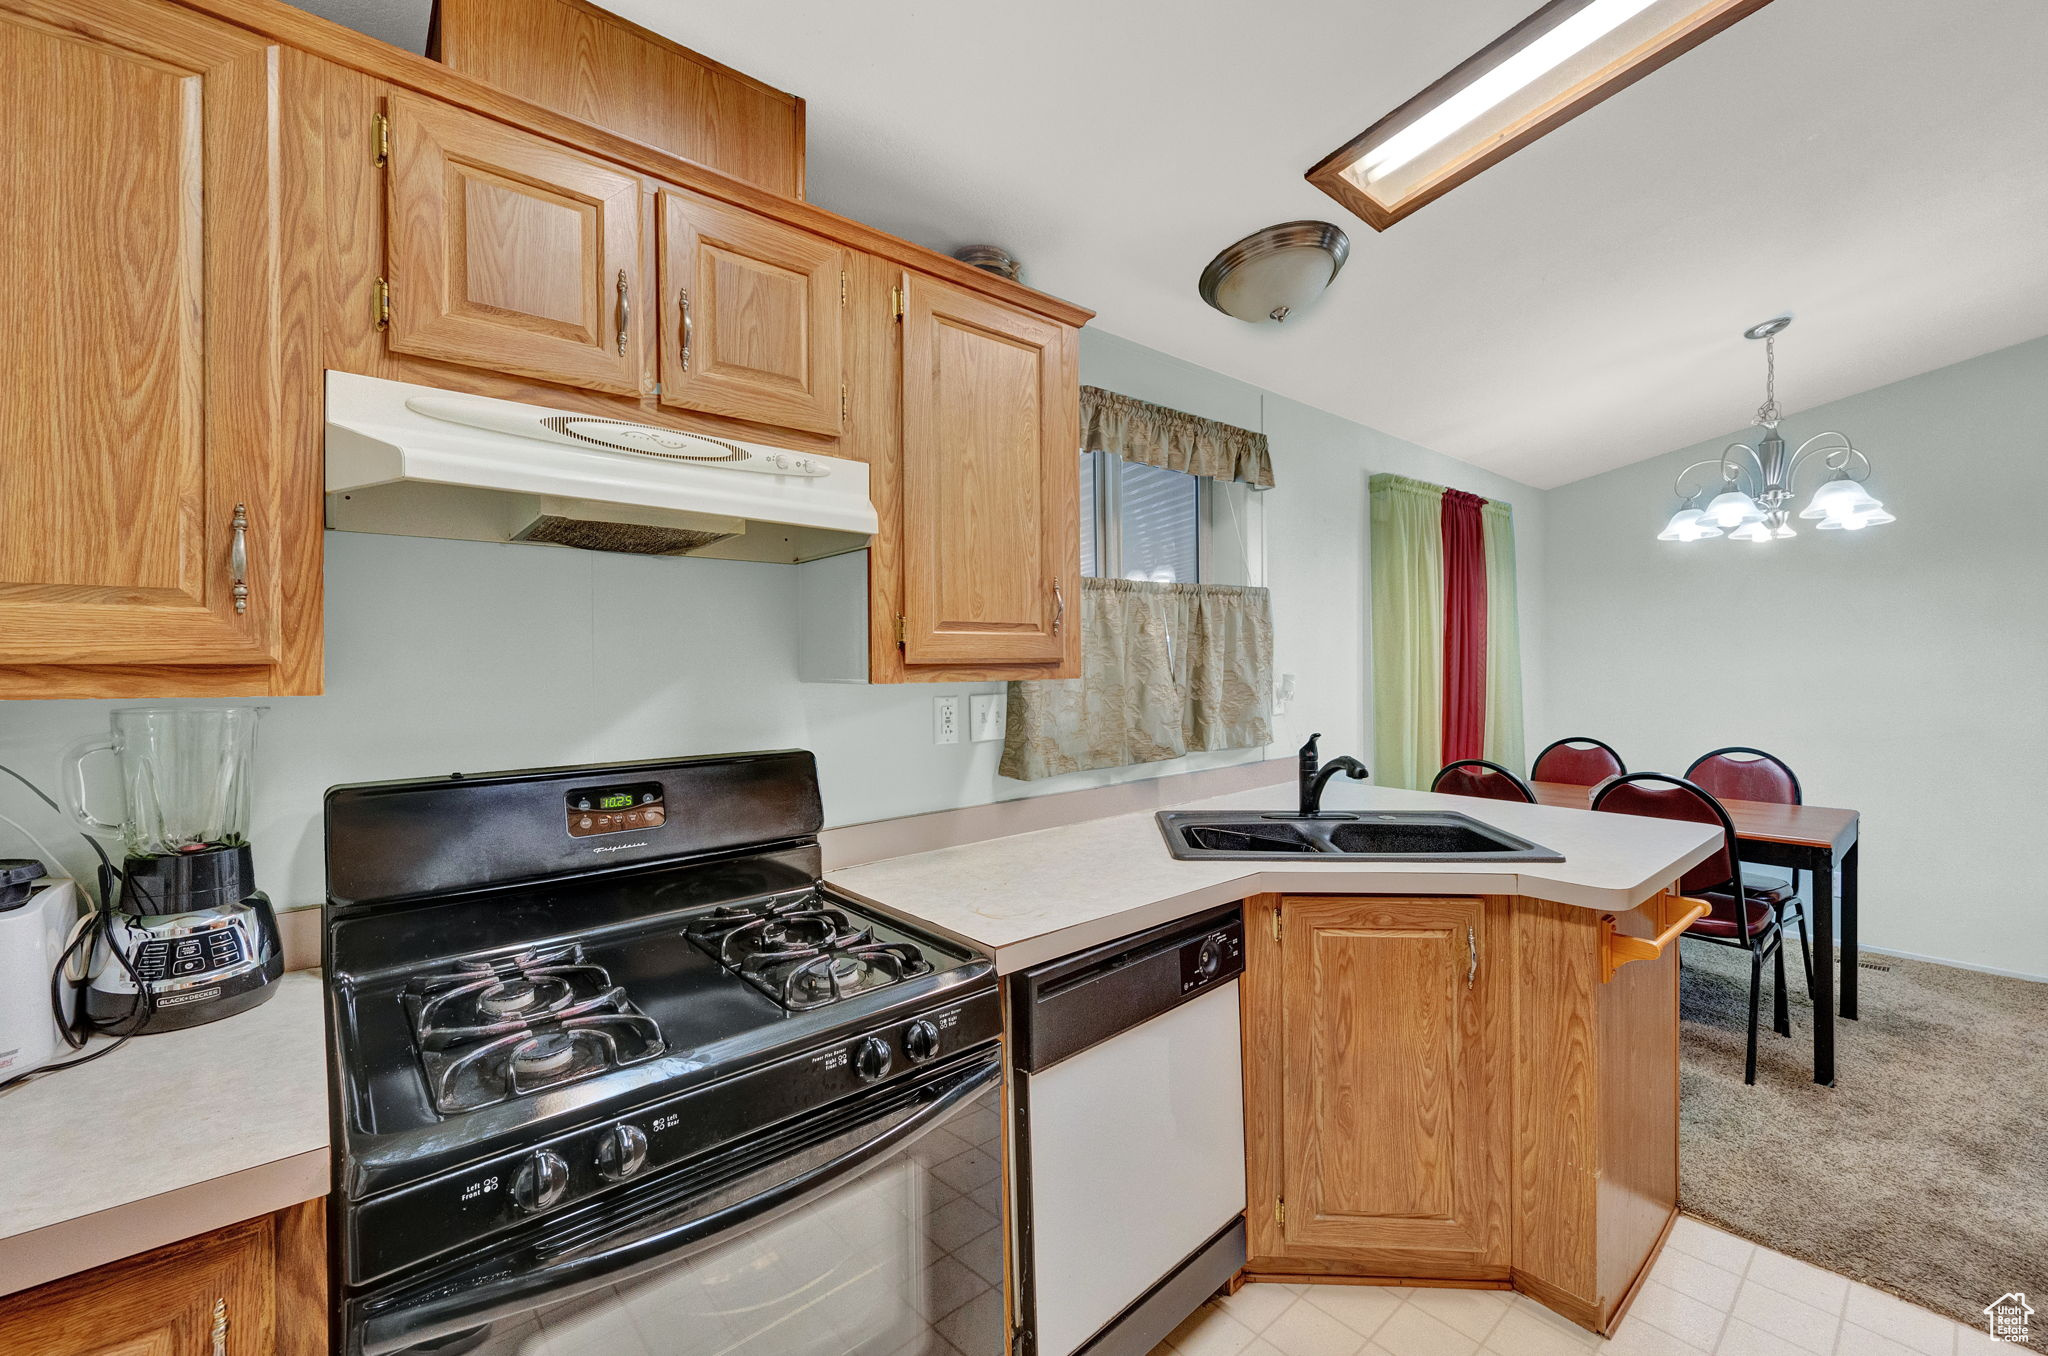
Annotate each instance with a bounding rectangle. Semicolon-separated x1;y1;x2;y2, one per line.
1755;333;1780;426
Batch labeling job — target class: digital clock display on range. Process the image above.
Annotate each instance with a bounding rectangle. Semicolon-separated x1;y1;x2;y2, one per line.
565;782;666;838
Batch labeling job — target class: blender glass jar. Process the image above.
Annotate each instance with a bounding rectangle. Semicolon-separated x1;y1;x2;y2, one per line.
63;706;266;859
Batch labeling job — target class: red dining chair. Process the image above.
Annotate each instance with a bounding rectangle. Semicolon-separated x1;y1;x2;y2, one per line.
1530;736;1626;787
1431;759;1537;803
1686;747;1812;996
1592;773;1796;1084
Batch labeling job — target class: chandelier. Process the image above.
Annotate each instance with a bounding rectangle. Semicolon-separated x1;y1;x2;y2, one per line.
1659;315;1896;543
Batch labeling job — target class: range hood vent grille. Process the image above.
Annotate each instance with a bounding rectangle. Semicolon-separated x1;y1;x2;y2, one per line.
511;515;739;556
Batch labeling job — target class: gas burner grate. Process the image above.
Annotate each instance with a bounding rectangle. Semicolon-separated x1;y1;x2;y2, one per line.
402;944;665;1115
684;893;933;1011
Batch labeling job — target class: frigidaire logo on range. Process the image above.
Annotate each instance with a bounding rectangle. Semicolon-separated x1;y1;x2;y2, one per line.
591;842;649;853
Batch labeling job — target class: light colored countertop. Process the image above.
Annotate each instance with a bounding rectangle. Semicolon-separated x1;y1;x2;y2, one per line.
830;782;1722;973
0;970;329;1298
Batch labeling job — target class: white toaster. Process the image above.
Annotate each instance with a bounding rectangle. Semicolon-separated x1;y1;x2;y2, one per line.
0;872;81;1079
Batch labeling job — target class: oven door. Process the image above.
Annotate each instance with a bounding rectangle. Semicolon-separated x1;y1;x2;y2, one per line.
352;1048;1003;1356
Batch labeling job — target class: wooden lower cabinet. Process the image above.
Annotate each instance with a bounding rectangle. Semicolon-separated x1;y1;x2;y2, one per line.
1242;893;1680;1334
0;1200;326;1355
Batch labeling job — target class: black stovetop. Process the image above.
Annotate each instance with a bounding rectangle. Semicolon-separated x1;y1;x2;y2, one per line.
327;845;986;1198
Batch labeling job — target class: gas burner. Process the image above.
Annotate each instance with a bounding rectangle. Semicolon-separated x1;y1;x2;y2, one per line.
685;894;933;1011
403;946;665;1115
511;1031;580;1077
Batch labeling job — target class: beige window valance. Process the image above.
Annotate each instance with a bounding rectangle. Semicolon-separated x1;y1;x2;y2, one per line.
1081;387;1274;488
1000;579;1273;781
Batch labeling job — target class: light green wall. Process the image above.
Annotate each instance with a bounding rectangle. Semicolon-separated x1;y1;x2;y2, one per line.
1542;335;2048;978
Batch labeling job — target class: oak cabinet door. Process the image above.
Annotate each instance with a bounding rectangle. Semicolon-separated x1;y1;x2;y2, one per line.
1248;896;1509;1270
0;1213;278;1355
899;274;1078;667
0;0;281;668
658;187;846;435
384;92;643;395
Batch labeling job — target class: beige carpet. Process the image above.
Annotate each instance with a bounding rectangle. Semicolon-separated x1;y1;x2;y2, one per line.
1677;940;2048;1351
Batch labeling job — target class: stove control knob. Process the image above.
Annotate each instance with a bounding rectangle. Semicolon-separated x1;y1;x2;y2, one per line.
595;1123;649;1181
904;1020;941;1064
854;1035;893;1083
512;1149;570;1213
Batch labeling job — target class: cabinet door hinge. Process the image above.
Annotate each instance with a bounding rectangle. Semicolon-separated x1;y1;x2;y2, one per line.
1271;906;1282;942
840;272;848;308
372;276;391;330
372;110;390;168
840;381;848;422
1275;1198;1286;1225
895;614;907;646
890;284;905;321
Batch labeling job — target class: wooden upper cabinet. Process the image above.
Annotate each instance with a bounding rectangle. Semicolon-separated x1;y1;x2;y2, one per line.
658;188;846;435
898;274;1079;668
1247;896;1509;1273
0;0;281;671
384;92;645;395
434;0;805;200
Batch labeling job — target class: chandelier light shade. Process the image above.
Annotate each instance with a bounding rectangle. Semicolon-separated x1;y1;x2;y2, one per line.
1658;314;1896;545
1657;505;1723;541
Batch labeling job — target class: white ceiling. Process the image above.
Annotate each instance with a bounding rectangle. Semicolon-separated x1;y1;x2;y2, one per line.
315;0;2048;489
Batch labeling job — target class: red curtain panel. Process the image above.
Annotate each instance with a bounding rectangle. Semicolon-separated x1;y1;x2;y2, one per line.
1440;489;1489;764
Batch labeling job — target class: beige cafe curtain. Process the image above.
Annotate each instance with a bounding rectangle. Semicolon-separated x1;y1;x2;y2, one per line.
1081;386;1275;488
1001;580;1273;781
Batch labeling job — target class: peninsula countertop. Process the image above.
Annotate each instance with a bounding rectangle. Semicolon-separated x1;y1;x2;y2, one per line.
830;782;1721;972
0;970;329;1297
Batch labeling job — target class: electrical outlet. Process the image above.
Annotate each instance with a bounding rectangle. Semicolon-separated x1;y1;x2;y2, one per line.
933;695;961;745
970;692;1005;742
1274;672;1298;716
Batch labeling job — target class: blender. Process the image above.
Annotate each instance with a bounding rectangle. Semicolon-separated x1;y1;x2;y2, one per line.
63;706;282;1032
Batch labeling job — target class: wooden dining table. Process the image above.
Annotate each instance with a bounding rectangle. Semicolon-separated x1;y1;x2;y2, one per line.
1531;781;1862;1086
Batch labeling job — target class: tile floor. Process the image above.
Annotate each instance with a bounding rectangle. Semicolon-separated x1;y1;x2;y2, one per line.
1149;1217;2013;1356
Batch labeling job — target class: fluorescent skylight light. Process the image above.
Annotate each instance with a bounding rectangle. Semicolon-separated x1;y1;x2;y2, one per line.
1308;0;1775;230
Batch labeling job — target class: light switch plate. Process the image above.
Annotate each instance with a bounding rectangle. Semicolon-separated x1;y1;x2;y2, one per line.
970;692;1005;742
933;695;961;745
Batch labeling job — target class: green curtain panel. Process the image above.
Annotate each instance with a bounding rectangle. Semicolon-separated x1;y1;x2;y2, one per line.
1369;475;1445;789
1481;500;1526;773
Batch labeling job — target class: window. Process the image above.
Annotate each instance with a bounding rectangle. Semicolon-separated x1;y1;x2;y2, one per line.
1080;451;1211;583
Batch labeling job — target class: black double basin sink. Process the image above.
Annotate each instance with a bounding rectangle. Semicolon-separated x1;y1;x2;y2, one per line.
1156;810;1563;862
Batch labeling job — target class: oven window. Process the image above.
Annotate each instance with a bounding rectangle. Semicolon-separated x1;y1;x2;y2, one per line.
385;1083;1004;1356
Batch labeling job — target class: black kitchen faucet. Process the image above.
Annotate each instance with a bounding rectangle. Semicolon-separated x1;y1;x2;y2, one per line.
1297;733;1370;817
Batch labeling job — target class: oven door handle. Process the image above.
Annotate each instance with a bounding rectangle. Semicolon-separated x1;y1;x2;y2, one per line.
358;1052;1000;1356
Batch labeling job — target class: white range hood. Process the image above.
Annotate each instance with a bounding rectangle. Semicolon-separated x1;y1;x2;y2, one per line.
324;372;877;563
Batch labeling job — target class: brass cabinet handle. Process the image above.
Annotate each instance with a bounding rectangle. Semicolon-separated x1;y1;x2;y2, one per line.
677;288;692;370
1052;577;1065;634
229;503;249;616
615;270;630;355
211;1297;228;1356
1466;924;1477;990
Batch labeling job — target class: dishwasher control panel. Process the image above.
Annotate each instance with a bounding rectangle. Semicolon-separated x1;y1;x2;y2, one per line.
1179;922;1244;994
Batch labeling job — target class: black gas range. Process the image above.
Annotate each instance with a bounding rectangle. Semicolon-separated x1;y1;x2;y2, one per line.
324;752;1005;1356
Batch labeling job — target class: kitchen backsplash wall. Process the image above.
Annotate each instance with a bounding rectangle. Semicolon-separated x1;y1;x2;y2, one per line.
0;330;1547;910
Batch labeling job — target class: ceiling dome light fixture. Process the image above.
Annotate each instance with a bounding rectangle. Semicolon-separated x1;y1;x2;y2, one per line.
1198;221;1350;324
1658;314;1897;545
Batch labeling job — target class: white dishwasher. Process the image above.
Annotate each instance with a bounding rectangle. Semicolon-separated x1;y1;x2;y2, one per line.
1012;906;1247;1356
